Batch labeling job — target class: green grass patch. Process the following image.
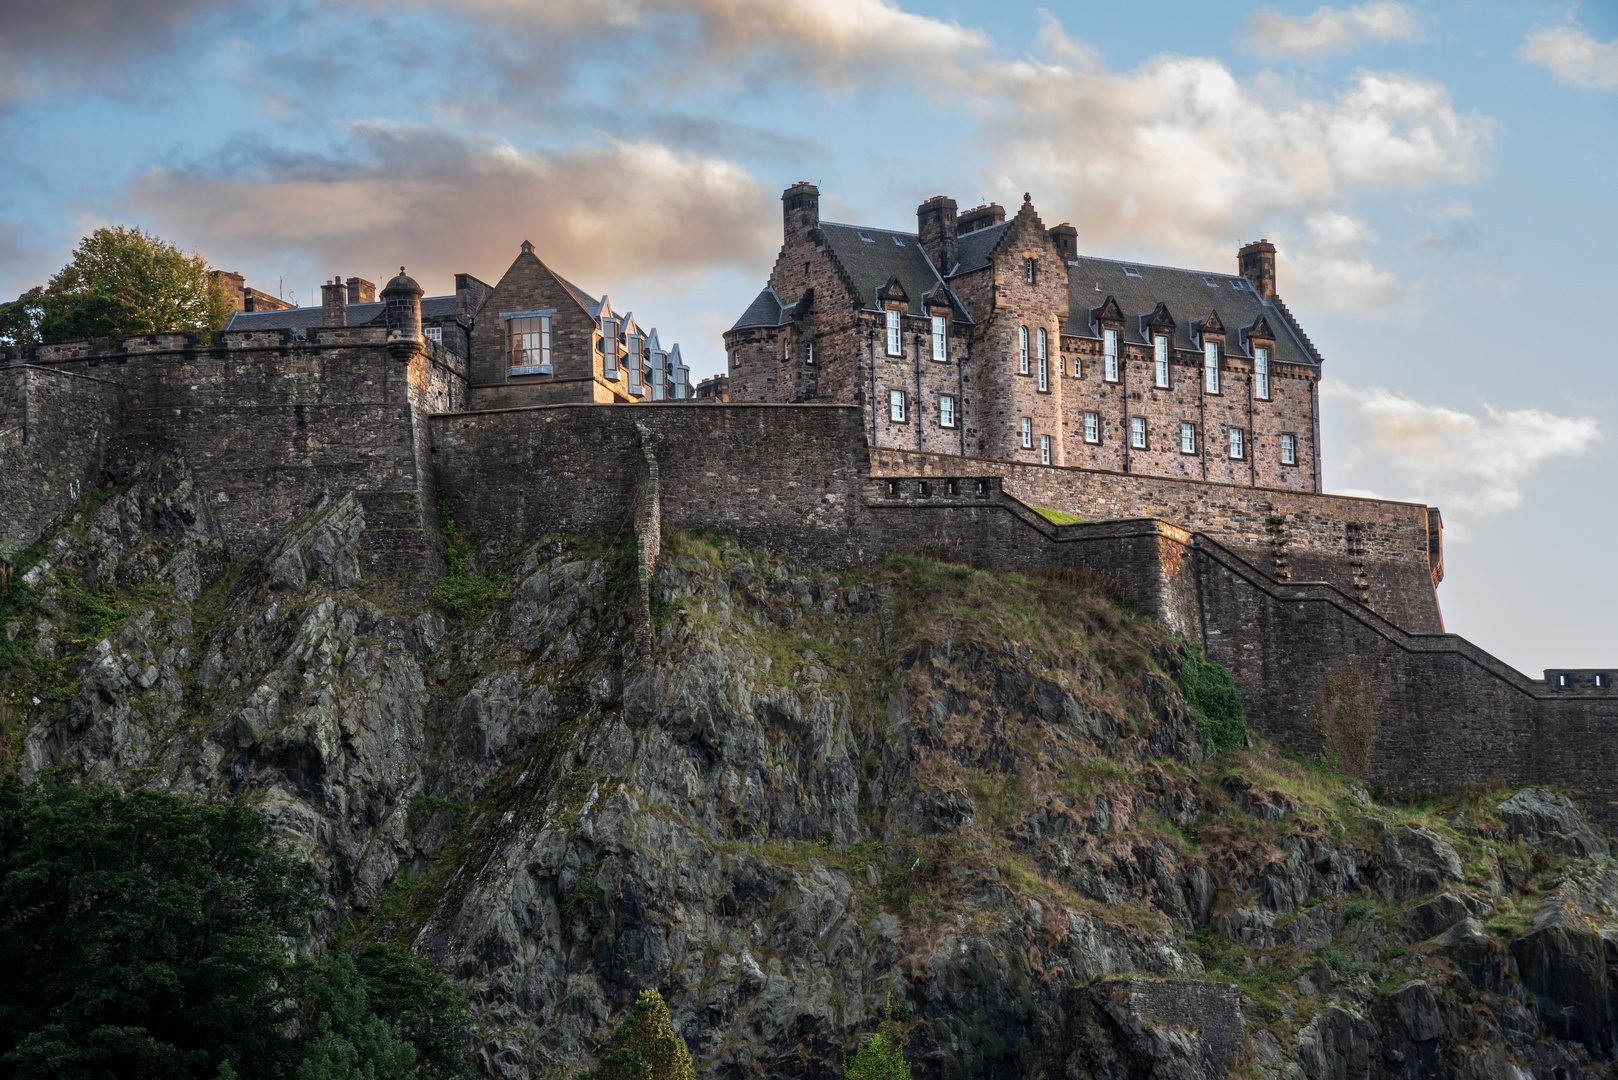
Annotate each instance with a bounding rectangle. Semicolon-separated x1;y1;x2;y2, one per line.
1031;506;1085;525
1182;646;1246;753
430;497;509;621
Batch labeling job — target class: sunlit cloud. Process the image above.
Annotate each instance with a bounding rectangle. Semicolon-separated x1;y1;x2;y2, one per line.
1243;2;1422;58
1322;378;1602;516
1520;25;1618;91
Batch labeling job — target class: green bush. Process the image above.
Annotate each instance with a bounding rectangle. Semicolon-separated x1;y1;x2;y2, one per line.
1182;647;1245;753
845;1031;911;1080
589;988;694;1080
430;498;508;621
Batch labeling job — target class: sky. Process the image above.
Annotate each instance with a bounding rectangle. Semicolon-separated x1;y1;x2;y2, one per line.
1;0;1614;675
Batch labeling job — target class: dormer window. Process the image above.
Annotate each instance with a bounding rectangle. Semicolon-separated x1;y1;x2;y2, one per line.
1153;334;1169;388
627;333;642;394
1254;346;1270;399
1018;326;1029;374
1204;341;1219;394
601;318;618;378
1037;329;1049;391
1103;328;1119;382
885;310;901;356
506;314;552;375
931;315;946;361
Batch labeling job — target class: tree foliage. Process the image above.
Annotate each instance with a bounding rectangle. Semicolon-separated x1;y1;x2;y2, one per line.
589;989;694;1080
0;226;233;346
0;777;473;1080
1181;647;1246;754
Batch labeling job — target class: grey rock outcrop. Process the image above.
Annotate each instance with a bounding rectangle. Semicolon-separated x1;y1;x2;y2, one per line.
1498;788;1609;860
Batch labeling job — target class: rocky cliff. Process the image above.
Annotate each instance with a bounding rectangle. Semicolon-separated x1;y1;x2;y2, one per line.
2;455;1615;1080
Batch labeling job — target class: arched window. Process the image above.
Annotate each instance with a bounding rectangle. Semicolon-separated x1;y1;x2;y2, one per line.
1037;328;1048;391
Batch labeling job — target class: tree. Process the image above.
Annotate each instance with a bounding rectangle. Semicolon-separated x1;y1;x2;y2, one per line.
0;777;476;1080
0;226;234;346
589;989;694;1080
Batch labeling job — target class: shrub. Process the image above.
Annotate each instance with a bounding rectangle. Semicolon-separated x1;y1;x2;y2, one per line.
845;1031;911;1080
1181;647;1245;753
589;988;694;1080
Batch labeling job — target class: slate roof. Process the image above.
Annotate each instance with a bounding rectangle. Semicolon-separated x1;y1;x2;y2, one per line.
224;295;459;331
729;288;784;331
816;222;969;320
951;221;1011;276
1064;258;1319;366
553;273;601;317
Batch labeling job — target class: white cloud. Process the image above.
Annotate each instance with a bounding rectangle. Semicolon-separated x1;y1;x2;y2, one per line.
128;126;775;297
1520;26;1618;91
1244;3;1422;58
1321;378;1602;516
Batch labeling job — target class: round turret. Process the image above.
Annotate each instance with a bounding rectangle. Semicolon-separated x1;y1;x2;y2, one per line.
382;266;423;351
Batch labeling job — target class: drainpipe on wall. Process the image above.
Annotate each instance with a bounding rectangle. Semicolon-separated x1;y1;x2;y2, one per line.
1310;375;1322;493
915;330;923;453
1121;344;1131;474
868;327;878;450
958;335;967;457
1199;369;1207;482
1248;360;1256;487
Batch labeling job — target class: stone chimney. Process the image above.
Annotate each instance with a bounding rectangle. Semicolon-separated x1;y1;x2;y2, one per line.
321;277;348;326
782;182;819;245
958;203;1005;236
1048;223;1077;261
211;270;246;312
1239;240;1277;301
381;267;423;358
917;195;959;274
346;276;376;304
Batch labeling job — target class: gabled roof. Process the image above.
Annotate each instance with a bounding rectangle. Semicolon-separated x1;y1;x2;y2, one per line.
951;221;1011;276
729;287;783;331
816;222;967;320
556;273;602;317
1066;256;1318;366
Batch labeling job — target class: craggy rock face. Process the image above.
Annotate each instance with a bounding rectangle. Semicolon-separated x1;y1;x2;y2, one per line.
6;455;1618;1080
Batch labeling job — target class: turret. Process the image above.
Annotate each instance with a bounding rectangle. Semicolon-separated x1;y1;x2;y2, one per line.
381;266;423;358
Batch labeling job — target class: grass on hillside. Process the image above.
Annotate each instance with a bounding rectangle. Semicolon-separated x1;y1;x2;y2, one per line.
1031;506;1086;525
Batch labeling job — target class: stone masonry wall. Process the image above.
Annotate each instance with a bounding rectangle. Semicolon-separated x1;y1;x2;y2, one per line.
0;365;124;559
869;446;1442;634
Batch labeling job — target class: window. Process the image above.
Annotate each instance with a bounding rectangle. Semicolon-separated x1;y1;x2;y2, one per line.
931;315;946;361
1037;329;1049;391
885;310;902;356
1229;428;1244;459
1026;258;1037;285
1204;340;1219;393
1280;432;1297;465
1040;434;1051;464
782;336;790;360
601;318;617;378
1103;329;1118;382
1084;412;1099;443
627;334;642;393
1130;416;1146;449
1180;422;1196;454
652;354;666;400
1018;326;1029;374
1154;334;1169;388
424;326;442;344
1020;417;1032;448
806;341;814;365
940;394;956;428
1122;265;1142;278
1254;346;1269;399
506;315;552;374
889;389;906;422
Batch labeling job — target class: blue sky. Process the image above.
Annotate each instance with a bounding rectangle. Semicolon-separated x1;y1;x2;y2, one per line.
2;0;1614;675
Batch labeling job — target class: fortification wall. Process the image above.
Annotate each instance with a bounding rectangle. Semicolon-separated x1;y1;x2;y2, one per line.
870;447;1442;633
0;365;124;559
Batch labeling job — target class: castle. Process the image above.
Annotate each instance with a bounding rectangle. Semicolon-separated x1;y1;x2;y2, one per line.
2;192;1616;825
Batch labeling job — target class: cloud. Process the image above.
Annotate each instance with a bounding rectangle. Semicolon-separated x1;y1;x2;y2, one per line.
1244;2;1422;58
0;0;232;107
1520;25;1618;91
1416;200;1478;253
1321;378;1602;516
127;125;775;298
974;26;1490;311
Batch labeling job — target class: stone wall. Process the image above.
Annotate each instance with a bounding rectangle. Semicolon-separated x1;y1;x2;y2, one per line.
0;365;124;559
869;446;1442;634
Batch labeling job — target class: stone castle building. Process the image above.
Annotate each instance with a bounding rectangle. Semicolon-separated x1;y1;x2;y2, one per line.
726;184;1320;491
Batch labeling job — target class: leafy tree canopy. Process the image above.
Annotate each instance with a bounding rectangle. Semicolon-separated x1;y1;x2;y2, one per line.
589;989;694;1080
0;776;473;1080
0;226;234;346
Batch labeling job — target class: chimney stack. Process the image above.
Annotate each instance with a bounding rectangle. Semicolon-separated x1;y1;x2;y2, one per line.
1238;239;1277;301
346;276;376;304
321;277;348;326
782;182;820;245
917;195;959;274
1048;223;1077;261
957;203;1005;236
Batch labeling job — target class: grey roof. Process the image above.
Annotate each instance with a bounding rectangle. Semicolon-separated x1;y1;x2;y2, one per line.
224;295;458;331
554;273;601;317
1064;258;1319;366
817;222;968;320
950;221;1011;276
730;288;784;331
